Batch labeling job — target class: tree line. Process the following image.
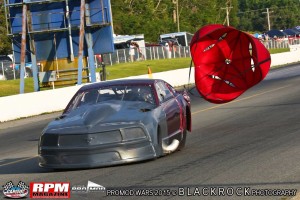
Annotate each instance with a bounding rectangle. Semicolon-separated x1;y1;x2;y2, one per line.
1;0;299;55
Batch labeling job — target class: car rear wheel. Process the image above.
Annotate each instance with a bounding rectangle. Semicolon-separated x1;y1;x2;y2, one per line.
156;127;164;157
177;129;187;151
156;126;185;156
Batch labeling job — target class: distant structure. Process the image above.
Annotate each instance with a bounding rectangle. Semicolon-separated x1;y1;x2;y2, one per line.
160;32;193;46
4;0;114;93
113;34;146;61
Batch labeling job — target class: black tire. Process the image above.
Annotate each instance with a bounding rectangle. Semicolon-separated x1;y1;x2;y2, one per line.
155;126;164;157
178;129;187;151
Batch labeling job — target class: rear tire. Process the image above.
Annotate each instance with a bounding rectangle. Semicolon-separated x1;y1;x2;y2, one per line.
178;129;187;151
155;127;164;157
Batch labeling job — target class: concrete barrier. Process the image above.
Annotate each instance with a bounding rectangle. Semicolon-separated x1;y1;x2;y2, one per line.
0;51;299;122
290;44;300;52
0;85;81;122
270;50;300;66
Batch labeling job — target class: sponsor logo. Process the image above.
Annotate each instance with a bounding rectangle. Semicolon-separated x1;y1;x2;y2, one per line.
30;182;70;198
2;181;29;199
72;181;105;193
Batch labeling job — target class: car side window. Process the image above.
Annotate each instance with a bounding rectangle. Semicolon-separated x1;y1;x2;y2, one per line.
166;83;177;95
155;82;173;103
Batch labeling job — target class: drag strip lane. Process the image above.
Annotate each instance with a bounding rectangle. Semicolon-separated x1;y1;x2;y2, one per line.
0;82;292;169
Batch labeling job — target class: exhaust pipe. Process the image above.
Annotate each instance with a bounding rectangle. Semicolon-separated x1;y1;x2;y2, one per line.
162;139;180;154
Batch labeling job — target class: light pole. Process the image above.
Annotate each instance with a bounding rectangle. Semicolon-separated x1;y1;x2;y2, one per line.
221;5;233;26
173;0;180;32
263;8;273;31
176;0;180;32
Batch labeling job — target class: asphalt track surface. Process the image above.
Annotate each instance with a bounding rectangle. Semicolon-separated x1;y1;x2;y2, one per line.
1;64;300;200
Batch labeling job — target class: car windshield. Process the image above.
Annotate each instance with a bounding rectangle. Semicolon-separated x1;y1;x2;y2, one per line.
66;84;155;112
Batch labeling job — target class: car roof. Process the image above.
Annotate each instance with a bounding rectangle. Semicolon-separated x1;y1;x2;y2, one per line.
79;78;163;91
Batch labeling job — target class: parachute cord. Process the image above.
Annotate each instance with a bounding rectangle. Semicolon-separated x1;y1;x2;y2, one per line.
184;60;202;98
187;59;193;90
184;59;193;94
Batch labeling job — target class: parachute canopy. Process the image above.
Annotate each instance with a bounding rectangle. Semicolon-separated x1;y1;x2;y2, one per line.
190;24;271;104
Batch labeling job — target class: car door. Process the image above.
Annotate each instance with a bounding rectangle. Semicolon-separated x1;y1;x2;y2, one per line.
155;81;181;136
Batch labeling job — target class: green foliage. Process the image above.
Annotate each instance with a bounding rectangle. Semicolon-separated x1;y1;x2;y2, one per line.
111;0;239;42
237;0;300;32
111;0;299;40
0;4;11;55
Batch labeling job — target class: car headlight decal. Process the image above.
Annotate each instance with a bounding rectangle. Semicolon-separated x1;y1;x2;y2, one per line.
121;127;147;141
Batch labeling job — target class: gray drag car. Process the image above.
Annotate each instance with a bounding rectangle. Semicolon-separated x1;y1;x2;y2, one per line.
39;79;191;169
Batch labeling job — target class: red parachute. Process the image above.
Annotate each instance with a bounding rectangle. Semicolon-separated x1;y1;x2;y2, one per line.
190;24;271;104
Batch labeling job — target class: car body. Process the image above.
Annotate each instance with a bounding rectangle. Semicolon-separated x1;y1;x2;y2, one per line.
38;79;191;169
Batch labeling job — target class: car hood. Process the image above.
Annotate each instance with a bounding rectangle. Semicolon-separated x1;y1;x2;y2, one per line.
44;101;156;134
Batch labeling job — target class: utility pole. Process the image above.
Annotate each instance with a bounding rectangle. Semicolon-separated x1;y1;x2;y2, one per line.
172;0;180;32
176;0;179;32
263;8;273;31
20;3;27;94
221;5;233;26
77;0;85;85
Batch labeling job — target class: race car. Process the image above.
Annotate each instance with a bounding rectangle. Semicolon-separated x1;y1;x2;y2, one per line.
39;79;191;169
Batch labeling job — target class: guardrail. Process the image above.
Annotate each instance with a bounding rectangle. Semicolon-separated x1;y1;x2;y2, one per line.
0;50;300;122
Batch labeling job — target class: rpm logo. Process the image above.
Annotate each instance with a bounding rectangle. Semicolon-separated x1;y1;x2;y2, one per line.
30;182;70;198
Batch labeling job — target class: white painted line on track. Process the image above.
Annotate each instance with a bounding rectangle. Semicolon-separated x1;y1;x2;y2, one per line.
0;156;37;167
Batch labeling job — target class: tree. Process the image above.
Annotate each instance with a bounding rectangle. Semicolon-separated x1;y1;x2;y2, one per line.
0;0;299;50
237;0;300;32
0;4;12;55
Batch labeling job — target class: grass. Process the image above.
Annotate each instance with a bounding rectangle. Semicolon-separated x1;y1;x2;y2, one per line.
268;48;289;54
0;79;35;97
0;58;192;97
105;58;192;80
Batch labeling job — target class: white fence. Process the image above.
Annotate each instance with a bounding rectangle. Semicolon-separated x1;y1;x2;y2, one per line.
102;46;191;66
263;38;300;49
102;38;300;66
